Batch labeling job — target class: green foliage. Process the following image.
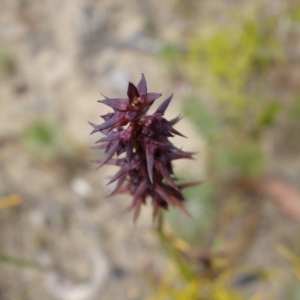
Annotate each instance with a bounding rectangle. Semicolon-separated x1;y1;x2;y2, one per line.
23;121;55;145
0;252;45;271
161;10;284;182
216;141;263;179
279;245;300;298
152;237;246;300
286;280;300;300
290;6;300;21
157;231;194;281
167;183;216;244
153;278;244;300
22;119;70;163
182;96;218;138
22;120;57;161
157;4;300;299
256;101;280;128
182;14;283;92
160;44;179;61
0;50;17;77
185;17;281;125
291;94;300;117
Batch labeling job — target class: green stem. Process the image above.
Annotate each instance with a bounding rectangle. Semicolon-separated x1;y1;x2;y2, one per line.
0;252;47;271
155;211;194;281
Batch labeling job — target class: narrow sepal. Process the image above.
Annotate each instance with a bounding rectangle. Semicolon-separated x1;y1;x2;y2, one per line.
177;181;202;190
90;143;109;150
125;140;133;166
109;175;127;196
169;115;182;126
168;150;195;160
88;121;98;129
107;165;131;185
127;181;148;211
169;127;187;138
133;199;142;223
101;113;115;121
157;162;179;190
145;146;155;183
137;74;147;95
98;132;120;142
127;82;139;103
91;140;119;169
155;94;173;115
155;185;191;217
99;98;130;111
91;113;127;133
143;93;162;105
152;202;159;221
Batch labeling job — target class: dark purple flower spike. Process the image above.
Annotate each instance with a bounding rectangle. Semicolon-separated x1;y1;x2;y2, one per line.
90;74;199;221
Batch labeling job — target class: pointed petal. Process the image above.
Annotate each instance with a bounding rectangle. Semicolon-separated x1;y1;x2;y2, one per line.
156;94;173;115
104;140;117;153
145;146;155;183
133;201;142;223
141;106;151;115
127;82;139;103
92;141;119;169
133;181;148;203
169;127;187;138
104;158;121;165
98;132;120;142
125;140;133;166
169;197;191;217
91;113;126;133
155;186;191;217
177;181;202;190
137;74;147;95
157;162;179;190
169;115;182;126
99;98;130;111
88;121;98;129
133;196;145;223
101;113;115;121
90;119;116;133
126;109;141;121
100;93;109;99
107;165;131;185
143;93;162;105
152;201;160;221
127;181;148;211
168;150;195;160
116;142;125;156
155;185;174;206
109;175;127;196
90;143;109;150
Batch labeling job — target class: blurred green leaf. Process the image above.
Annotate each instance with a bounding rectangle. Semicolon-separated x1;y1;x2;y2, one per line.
23;121;54;145
157;231;194;281
286;279;300;300
0;252;45;271
290;7;300;21
160;43;179;61
22;120;58;161
291;94;300;117
258;101;280;127
167;183;216;244
182;96;218;137
216;142;263;179
0;50;17;76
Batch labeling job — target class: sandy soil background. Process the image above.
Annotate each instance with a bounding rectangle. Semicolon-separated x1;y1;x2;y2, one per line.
1;0;300;299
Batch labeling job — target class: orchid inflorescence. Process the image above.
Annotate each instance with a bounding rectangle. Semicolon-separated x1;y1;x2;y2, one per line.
90;74;198;221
